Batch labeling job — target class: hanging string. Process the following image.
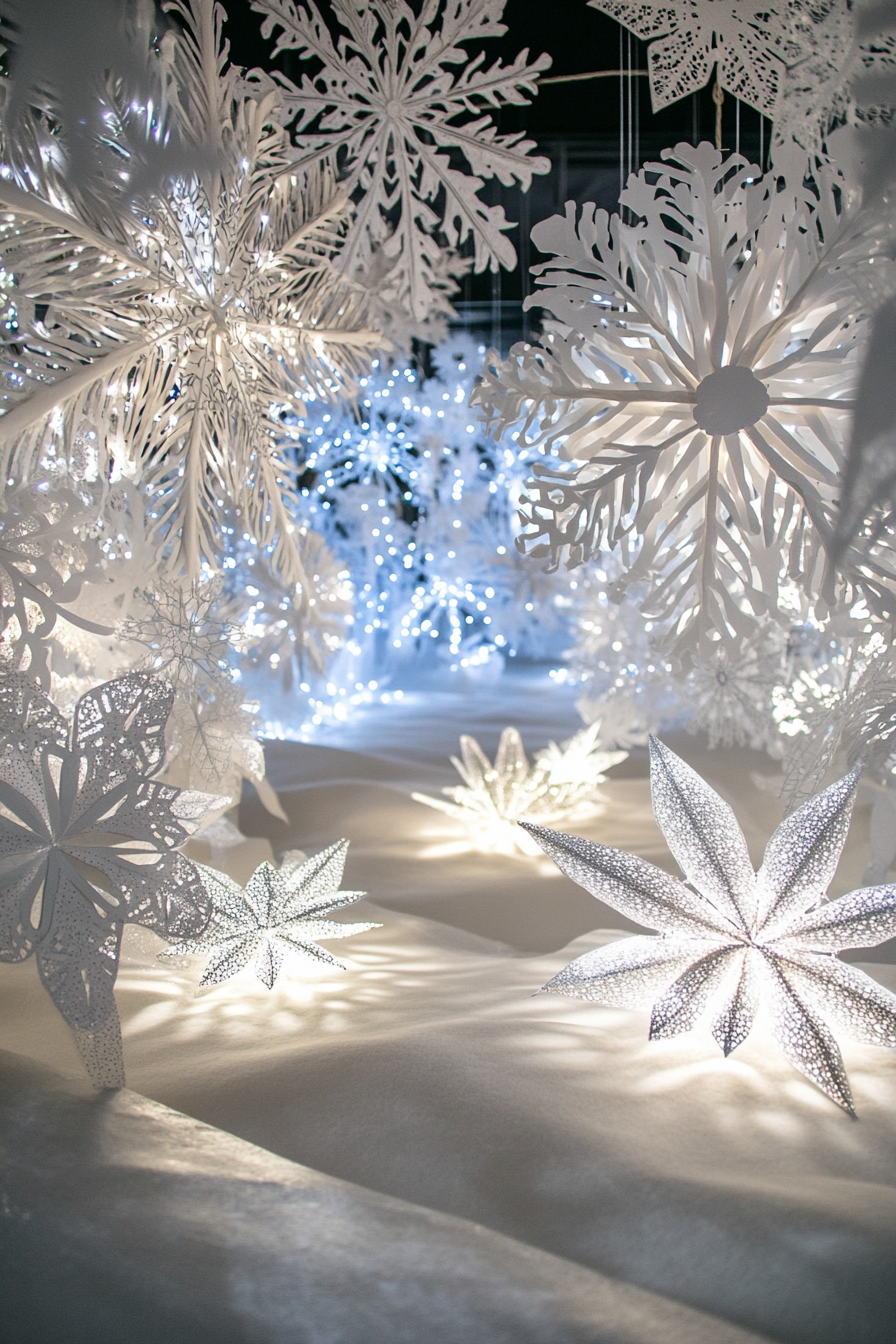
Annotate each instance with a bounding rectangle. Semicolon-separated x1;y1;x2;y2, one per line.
712;70;724;151
619;27;624;202
634;38;640;173
626;30;633;185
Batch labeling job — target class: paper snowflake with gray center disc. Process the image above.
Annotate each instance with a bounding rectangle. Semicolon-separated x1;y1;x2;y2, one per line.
161;840;378;988
525;738;896;1115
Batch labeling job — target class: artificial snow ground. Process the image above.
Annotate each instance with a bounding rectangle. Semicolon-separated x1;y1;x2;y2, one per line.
1;670;895;1343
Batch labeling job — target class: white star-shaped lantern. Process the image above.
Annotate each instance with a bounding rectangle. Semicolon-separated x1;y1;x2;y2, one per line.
161;840;378;988
526;738;896;1115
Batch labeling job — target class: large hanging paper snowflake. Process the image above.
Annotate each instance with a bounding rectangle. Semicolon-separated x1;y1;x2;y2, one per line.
250;0;550;324
474;143;896;662
160;840;377;988
0;483;110;687
0;0;381;585
0;670;218;1086
526;738;896;1115
412;723;626;857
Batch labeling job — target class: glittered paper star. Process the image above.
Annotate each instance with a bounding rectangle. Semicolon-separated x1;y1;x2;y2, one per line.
161;840;378;988
526;738;896;1115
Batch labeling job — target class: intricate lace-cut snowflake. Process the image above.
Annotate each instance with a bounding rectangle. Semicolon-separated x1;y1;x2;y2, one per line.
161;840;377;988
526;738;896;1115
250;0;550;324
592;2;896;149
589;1;800;114
121;578;284;818
686;625;786;750
474;143;895;662
0;0;381;584
0;483;110;687
413;723;626;856
0;671;218;1086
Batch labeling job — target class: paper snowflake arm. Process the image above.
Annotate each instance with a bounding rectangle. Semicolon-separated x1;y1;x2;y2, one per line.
250;0;550;323
527;737;896;1114
0;671;220;1088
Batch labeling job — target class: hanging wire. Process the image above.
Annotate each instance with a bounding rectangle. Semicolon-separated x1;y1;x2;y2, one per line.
619;26;624;202
626;30;633;183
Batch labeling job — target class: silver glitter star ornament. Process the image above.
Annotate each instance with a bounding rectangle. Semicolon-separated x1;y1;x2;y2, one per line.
0;671;220;1087
161;841;378;988
525;739;896;1115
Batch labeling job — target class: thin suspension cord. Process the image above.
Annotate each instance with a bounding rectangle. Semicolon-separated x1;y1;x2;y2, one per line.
627;30;633;184
619;27;624;203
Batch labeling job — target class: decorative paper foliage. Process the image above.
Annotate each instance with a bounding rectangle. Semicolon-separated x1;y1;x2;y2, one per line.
413;723;626;856
0;0;381;584
250;0;550;324
527;738;896;1115
161;840;377;988
0;671;218;1086
474;143;895;664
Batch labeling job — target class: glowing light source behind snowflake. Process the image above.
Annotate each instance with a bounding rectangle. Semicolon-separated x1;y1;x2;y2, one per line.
526;738;896;1115
413;722;626;857
0;0;382;585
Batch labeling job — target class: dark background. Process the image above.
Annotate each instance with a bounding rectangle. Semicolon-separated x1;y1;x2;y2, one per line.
221;1;773;347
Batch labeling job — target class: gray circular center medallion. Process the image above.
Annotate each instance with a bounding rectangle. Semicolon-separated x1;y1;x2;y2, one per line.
693;365;770;436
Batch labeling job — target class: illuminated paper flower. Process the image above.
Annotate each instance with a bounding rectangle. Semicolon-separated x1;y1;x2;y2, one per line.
250;0;550;323
0;0;381;584
413;723;626;857
474;143;895;661
0;671;218;1086
527;738;896;1115
161;840;377;988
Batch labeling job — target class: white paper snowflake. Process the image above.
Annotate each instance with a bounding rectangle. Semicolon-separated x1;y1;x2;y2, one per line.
120;579;285;819
473;143;896;662
0;0;381;585
526;737;896;1115
413;723;626;857
0;483;110;687
589;1;801;115
685;625;786;750
160;840;377;988
250;0;550;324
0;670;219;1086
592;1;896;150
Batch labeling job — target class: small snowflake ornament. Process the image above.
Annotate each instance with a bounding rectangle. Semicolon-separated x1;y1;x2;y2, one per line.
0;671;219;1087
525;738;896;1115
161;840;378;988
413;723;626;857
